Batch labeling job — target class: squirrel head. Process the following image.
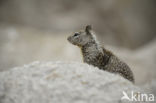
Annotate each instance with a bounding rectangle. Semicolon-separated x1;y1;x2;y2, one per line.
67;25;96;47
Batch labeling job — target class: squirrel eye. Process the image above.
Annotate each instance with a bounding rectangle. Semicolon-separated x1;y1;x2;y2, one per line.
74;33;79;37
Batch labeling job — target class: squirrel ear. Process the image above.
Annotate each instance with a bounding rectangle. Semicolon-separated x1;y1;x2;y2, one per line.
85;25;92;34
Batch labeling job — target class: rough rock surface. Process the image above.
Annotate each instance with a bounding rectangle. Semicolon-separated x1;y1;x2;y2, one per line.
0;61;148;103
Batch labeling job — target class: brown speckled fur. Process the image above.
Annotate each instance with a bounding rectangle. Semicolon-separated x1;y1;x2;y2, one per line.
67;25;134;83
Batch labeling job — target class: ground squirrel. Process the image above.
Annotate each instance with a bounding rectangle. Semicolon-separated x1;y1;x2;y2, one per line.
67;25;134;83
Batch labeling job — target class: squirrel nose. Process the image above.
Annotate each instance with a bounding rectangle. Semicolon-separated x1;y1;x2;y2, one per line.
67;36;71;41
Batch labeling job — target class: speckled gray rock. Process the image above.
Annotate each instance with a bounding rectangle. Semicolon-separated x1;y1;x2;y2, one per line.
0;61;149;103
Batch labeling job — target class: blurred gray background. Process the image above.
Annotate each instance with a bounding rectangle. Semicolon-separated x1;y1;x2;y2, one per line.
0;0;156;86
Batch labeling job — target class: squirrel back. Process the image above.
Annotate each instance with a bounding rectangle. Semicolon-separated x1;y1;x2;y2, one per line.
103;48;134;82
